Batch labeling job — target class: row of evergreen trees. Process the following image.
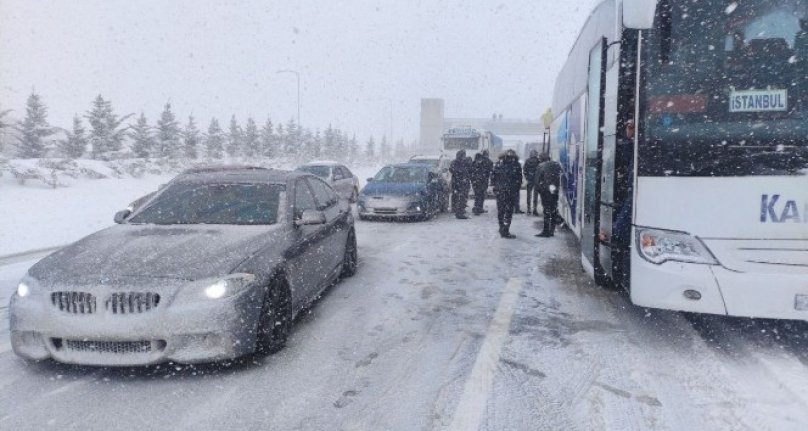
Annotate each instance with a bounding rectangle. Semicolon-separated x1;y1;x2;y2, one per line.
1;92;414;163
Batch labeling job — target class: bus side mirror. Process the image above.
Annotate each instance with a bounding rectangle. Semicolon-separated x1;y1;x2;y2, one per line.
622;0;657;30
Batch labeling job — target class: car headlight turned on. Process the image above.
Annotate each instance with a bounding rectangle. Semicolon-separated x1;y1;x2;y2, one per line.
204;280;228;299
16;281;30;297
636;228;718;265
173;274;257;304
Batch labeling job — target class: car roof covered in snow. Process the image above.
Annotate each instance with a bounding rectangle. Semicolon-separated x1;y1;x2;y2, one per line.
173;166;309;185
301;160;341;166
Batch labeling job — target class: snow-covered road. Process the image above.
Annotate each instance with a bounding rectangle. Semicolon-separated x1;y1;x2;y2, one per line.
2;201;808;430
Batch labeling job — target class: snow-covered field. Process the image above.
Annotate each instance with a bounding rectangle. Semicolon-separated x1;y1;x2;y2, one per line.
1;174;808;430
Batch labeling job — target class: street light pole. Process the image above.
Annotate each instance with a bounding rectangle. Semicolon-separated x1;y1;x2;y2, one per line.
276;69;301;126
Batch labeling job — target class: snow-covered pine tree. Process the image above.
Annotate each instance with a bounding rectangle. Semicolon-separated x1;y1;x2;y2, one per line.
15;92;54;158
182;115;200;159
275;123;285;158
155;103;181;159
379;135;390;161
205;118;225;159
348;134;359;163
284;118;299;157
322;124;335;159
129;113;154;158
335;130;349;162
300;128;314;160
58;115;88;159
226;115;242;158
85;95;130;159
260;117;276;158
86;95;110;159
243;117;259;158
0;108;11;155
365;136;376;161
312;129;322;159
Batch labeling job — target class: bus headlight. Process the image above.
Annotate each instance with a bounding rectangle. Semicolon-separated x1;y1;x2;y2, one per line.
636;228;718;265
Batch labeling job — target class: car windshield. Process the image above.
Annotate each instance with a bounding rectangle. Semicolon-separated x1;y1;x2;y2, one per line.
129;183;283;225
373;166;428;184
296;166;331;179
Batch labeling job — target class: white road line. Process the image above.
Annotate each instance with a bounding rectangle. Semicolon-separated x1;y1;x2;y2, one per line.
447;277;524;431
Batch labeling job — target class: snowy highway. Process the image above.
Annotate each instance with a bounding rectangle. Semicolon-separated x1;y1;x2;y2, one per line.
2;204;808;430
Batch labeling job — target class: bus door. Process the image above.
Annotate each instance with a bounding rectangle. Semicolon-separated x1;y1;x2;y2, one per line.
598;61;620;282
581;37;608;281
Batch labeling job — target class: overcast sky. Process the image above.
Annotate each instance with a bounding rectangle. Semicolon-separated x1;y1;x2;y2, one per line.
0;0;600;143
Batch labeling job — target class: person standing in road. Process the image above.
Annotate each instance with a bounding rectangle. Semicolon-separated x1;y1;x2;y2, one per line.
512;153;525;214
492;149;522;238
523;150;541;216
449;150;471;219
534;152;562;237
470;150;494;215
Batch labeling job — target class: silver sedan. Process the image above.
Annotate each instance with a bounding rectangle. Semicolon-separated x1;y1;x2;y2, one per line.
9;167;358;366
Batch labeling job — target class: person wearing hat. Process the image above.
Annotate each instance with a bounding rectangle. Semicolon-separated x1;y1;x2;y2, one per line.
470;149;493;215
534;152;562;237
449;149;471;219
492;149;522;238
523;149;541;215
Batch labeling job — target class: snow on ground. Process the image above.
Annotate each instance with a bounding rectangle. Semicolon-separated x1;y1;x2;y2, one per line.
1;176;808;430
0;174;171;256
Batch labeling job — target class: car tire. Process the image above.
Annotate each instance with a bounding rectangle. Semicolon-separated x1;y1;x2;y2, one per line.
254;278;292;356
340;229;358;278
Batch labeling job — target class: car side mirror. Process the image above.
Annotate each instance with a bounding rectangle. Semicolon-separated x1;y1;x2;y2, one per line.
114;209;132;224
366;178;374;183
295;209;326;227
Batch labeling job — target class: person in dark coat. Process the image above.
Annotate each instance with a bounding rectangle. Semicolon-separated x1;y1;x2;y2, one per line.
470;150;493;215
492;149;522;238
523;150;541;216
449;150;470;219
534;153;562;237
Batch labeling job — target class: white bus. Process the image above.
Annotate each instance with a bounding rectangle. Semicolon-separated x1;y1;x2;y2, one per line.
441;127;503;159
551;0;808;319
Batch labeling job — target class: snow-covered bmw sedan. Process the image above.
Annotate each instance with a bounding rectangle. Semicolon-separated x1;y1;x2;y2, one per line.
9;167;357;366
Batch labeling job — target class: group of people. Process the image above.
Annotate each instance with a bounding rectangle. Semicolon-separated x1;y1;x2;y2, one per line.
448;148;562;239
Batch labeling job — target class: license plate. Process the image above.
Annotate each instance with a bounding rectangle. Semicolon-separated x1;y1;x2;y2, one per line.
795;294;808;311
729;89;788;113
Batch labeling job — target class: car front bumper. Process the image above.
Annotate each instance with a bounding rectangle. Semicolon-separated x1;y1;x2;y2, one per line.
9;287;263;366
358;197;428;219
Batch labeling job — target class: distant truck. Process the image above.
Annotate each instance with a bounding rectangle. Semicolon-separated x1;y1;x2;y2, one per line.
441;127;502;160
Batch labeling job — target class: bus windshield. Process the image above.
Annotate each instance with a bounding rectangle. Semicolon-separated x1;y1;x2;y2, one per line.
640;0;808;176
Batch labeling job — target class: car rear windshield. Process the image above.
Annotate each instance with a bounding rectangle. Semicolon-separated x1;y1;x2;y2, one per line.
128;183;283;225
373;166;428;184
296;166;331;179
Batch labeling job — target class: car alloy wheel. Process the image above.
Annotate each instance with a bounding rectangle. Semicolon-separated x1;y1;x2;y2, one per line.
255;278;292;355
